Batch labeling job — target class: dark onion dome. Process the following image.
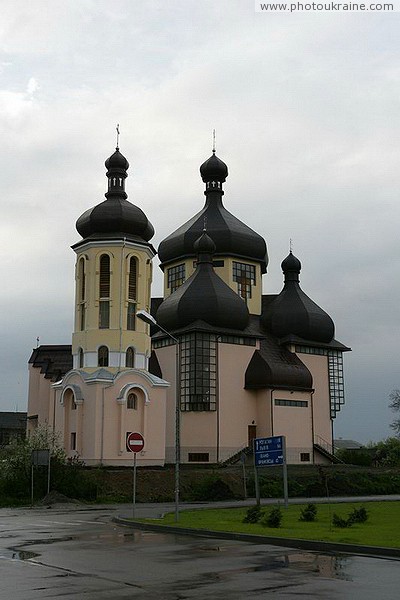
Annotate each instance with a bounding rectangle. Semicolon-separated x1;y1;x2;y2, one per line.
105;148;129;172
200;151;228;183
75;147;154;243
262;251;335;343
158;152;268;273
156;231;249;331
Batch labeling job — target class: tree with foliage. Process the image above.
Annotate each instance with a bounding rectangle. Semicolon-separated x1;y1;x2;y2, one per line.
0;425;96;504
389;389;400;436
372;437;400;467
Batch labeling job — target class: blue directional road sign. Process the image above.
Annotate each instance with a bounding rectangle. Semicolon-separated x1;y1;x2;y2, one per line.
254;435;284;467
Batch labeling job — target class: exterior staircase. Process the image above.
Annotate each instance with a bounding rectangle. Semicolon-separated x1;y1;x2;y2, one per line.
220;444;252;466
313;435;344;464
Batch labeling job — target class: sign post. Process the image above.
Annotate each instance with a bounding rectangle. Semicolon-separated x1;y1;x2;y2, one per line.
126;432;145;518
253;436;288;508
31;449;51;506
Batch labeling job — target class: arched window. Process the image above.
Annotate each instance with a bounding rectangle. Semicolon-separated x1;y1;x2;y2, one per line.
99;254;110;329
98;345;109;367
78;347;84;368
126;346;135;368
127;256;137;330
127;392;137;410
78;257;86;330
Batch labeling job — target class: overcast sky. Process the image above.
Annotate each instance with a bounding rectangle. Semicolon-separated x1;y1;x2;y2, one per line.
1;1;399;443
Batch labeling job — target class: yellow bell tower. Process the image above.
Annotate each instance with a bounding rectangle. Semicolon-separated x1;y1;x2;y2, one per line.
71;147;155;372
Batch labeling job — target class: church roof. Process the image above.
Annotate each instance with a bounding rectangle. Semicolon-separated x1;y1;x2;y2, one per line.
245;332;313;391
156;231;250;332
29;345;73;381
158;152;268;272
75;148;154;246
263;252;335;344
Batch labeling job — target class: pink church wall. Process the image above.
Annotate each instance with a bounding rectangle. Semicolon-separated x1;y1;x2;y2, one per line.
53;371;167;466
218;344;259;461
27;365;53;433
296;353;332;447
271;390;313;464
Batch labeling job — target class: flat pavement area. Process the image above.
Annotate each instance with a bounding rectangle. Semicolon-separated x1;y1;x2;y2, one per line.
0;501;399;599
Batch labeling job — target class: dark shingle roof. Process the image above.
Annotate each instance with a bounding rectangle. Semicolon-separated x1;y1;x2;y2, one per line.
245;332;313;391
28;345;73;381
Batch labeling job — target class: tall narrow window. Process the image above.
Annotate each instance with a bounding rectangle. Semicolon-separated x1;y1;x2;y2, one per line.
99;254;110;328
233;262;256;300
78;257;86;330
167;264;185;293
78;347;84;368
126;346;135;368
127;257;137;330
127;392;137;409
98;345;109;367
180;333;217;412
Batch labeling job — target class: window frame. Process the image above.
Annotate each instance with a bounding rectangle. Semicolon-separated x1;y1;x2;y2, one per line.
98;345;109;367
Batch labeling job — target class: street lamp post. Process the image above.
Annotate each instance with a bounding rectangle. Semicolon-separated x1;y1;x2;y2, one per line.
136;309;180;523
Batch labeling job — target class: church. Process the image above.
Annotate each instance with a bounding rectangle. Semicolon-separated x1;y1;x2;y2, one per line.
27;143;350;466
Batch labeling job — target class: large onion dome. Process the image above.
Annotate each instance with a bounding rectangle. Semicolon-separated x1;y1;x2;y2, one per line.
156;231;250;331
158;151;268;272
263;252;335;343
75;148;154;243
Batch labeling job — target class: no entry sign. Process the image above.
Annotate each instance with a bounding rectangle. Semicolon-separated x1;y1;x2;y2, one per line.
126;432;145;453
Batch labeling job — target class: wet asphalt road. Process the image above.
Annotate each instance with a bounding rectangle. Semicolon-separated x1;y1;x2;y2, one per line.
0;502;400;599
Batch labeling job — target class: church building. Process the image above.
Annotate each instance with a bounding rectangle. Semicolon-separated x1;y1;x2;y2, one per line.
27;144;350;466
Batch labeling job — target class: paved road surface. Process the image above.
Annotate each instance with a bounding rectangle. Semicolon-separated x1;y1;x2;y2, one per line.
0;502;399;599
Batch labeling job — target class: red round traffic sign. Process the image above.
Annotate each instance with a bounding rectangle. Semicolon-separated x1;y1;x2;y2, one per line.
126;431;145;453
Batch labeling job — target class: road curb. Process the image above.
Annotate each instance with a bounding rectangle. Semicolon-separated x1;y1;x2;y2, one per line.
113;517;400;560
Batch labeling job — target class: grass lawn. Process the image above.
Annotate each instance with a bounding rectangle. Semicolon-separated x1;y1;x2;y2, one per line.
142;501;400;548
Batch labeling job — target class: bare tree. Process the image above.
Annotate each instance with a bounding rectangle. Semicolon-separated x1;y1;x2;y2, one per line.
389;389;400;436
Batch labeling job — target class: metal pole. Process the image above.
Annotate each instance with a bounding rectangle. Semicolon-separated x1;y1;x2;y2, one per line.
31;464;34;508
241;452;247;499
282;436;288;508
174;340;180;523
253;439;260;506
132;452;137;518
47;453;51;495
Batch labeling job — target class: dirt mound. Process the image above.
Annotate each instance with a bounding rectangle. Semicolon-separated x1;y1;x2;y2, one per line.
39;491;81;505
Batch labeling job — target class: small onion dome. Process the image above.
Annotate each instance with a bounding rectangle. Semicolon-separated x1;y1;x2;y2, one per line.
281;251;301;274
75;148;154;242
262;252;335;343
193;230;216;254
158;152;268;272
156;232;249;331
200;152;228;183
105;147;129;172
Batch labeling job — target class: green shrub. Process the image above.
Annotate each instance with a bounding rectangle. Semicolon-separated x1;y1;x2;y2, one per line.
261;506;282;528
299;503;317;522
0;425;97;503
332;513;352;528
242;504;263;523
188;475;235;501
335;449;373;466
348;506;368;524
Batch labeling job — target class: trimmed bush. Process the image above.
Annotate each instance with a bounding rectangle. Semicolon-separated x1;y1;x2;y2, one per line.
242;504;263;523
332;513;352;528
348;506;368;524
299;503;317;522
261;506;282;528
